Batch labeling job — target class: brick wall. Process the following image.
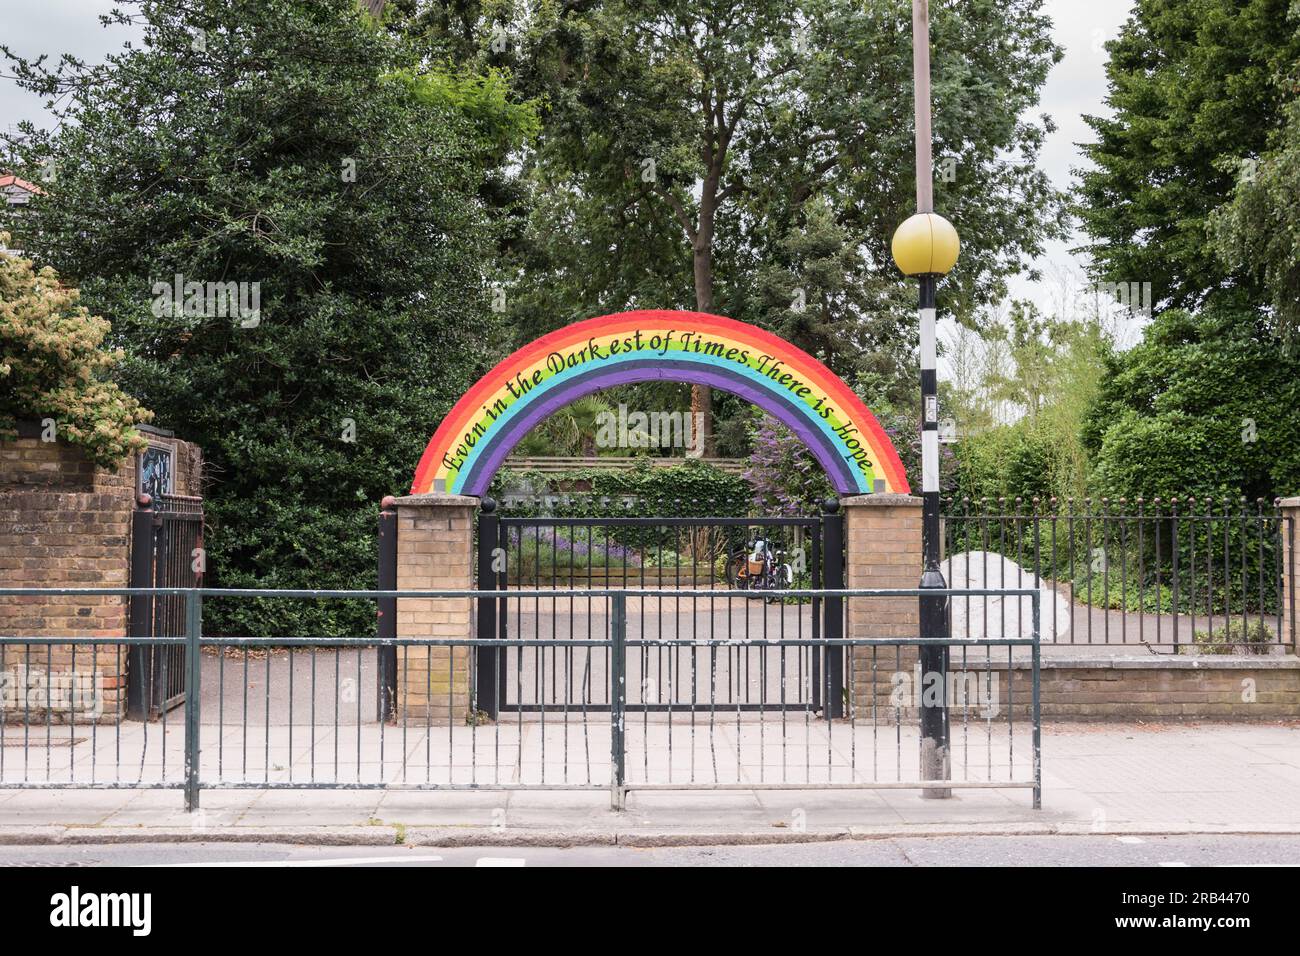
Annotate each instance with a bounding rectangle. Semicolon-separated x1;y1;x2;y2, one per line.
1025;659;1300;719
848;655;1300;721
391;493;476;724
0;426;201;496
0;427;201;723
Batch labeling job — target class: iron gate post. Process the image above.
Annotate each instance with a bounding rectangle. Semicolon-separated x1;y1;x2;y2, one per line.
822;499;845;719
476;497;500;719
1171;499;1180;653
126;495;156;721
183;588;202;812
377;497;398;722
811;516;823;711
610;592;627;811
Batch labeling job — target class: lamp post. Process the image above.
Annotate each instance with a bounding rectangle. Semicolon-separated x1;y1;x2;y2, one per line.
891;0;959;799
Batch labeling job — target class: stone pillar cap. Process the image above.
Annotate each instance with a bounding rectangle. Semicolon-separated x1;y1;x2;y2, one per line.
839;493;923;506
388;492;481;507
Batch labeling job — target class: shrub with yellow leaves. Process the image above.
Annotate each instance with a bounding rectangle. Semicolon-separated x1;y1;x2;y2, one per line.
0;234;152;468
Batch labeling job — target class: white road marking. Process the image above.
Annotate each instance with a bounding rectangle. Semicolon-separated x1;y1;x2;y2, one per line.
1116;836;1144;844
151;855;443;867
476;857;526;867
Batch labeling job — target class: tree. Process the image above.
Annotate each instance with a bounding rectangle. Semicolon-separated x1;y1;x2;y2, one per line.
1;0;531;637
1082;298;1300;502
411;0;1067;446
1077;0;1300;312
0;235;151;466
1211;92;1300;338
943;281;1114;502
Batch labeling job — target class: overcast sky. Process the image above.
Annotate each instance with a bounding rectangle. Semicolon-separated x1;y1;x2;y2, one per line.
2;0;1136;316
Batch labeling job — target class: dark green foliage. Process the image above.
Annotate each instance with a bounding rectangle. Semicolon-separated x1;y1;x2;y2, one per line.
490;459;756;561
1077;0;1300;311
1;0;518;636
1211;92;1300;339
951;421;1056;504
1188;618;1275;656
1083;299;1300;503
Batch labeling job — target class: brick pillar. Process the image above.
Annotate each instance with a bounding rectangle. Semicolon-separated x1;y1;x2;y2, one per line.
0;490;132;723
842;494;923;712
1282;497;1299;651
390;493;477;723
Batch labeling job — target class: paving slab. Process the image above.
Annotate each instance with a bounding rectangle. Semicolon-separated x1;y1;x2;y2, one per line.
0;721;1296;843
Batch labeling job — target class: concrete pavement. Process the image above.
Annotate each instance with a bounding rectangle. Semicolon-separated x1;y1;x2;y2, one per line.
0;720;1297;845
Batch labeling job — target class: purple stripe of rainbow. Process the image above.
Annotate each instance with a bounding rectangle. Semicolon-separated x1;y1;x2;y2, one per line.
455;358;867;495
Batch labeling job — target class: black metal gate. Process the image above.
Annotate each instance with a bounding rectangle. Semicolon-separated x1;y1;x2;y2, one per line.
127;494;204;720
475;500;845;717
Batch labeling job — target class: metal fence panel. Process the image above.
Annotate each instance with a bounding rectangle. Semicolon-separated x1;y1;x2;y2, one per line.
0;586;1042;812
943;497;1290;652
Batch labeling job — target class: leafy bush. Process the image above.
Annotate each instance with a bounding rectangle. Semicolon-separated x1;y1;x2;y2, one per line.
1185;619;1275;656
1069;566;1174;613
952;419;1058;504
743;413;834;516
1084;300;1300;502
490;458;754;566
0;237;151;466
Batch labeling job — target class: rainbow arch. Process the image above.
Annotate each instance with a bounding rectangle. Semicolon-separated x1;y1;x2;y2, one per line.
412;310;909;497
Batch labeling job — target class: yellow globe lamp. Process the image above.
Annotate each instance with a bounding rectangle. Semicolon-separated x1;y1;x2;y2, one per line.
890;212;960;277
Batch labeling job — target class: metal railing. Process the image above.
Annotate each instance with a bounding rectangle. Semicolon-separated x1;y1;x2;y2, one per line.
943;496;1292;652
0;586;1042;811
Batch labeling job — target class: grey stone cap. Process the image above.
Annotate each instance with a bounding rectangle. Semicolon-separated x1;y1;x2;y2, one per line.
960;655;1300;671
388;492;481;508
839;493;923;507
1279;497;1300;508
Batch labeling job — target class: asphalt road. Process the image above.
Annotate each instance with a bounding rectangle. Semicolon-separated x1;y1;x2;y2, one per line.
3;835;1299;867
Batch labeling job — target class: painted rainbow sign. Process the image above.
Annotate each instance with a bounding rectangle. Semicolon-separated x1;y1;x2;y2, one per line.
412;310;909;497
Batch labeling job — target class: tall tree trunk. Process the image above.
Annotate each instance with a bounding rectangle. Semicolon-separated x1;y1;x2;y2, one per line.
691;192;716;457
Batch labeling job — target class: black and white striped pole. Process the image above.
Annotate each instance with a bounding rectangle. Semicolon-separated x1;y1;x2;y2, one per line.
891;0;960;798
